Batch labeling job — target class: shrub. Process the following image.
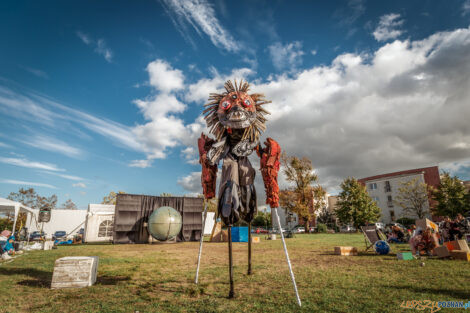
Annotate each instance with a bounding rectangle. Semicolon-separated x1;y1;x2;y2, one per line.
317;223;327;233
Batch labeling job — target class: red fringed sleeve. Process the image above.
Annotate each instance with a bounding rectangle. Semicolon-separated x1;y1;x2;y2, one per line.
198;133;218;199
256;138;281;208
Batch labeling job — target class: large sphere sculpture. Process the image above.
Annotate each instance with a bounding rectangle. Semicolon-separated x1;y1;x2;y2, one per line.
147;206;182;241
373;240;390;255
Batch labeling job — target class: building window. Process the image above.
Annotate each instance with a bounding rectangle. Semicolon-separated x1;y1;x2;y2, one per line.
387;195;393;207
390;210;395;221
369;183;377;190
98;220;114;237
384;181;391;192
372;196;379;203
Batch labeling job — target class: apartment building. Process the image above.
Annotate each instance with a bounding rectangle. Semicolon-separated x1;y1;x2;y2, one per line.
358;166;440;224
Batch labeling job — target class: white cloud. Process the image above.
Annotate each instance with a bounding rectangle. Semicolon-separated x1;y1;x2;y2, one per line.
76;31;113;63
0;86;141;153
42;171;85;181
463;0;470;16
177;171;202;194
19;65;49;79
311;50;317;56
22;135;83;158
76;31;91;44
160;0;239;52
129;159;153;168
146;60;185;93
373;13;404;42
0;179;56;189
0;142;11;148
268;41;305;71
0;157;64;172
173;26;470;195
95;39;113;63
72;182;87;188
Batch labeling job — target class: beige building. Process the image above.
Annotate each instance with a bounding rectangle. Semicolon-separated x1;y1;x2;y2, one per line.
358;166;440;224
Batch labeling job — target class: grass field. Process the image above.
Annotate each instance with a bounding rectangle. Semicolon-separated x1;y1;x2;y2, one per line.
0;233;469;313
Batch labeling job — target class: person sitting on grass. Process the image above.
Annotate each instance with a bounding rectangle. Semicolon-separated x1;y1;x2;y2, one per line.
3;236;15;256
387;231;399;244
440;216;452;242
392;225;405;243
416;228;437;257
409;230;422;255
450;214;469;240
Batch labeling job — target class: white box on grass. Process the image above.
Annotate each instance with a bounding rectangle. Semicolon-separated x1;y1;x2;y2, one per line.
51;256;99;289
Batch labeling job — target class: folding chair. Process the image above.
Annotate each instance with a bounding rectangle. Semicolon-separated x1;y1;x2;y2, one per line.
361;226;387;251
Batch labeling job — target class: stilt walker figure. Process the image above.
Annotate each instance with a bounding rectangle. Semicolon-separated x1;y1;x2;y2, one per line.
195;80;301;305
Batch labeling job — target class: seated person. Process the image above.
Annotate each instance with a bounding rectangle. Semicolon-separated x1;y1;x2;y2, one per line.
388;232;399;243
392;225;405;242
440;216;452;242
416;228;437;256
451;214;469;240
409;230;422;255
2;236;15;255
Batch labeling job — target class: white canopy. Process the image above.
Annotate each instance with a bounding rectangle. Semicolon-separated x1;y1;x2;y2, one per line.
0;197;37;232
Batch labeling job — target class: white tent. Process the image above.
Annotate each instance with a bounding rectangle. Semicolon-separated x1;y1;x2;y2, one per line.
28;209;88;237
83;204;115;243
0;197;38;234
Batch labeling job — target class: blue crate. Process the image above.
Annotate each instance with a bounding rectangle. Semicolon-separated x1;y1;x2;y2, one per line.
231;226;248;242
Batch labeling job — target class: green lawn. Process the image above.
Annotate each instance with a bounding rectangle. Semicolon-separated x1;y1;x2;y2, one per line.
0;234;469;313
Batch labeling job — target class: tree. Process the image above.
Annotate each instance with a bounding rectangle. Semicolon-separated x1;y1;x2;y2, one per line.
60;199;78;210
160;192;173;197
394;178;430;219
252;211;272;228
279;154;321;233
317;209;336;226
102;191;126;205
7;187;57;209
335;177;381;229
432;172;470;218
312;185;326;217
5;187;57;231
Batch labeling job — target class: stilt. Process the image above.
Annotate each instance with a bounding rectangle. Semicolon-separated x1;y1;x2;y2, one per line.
248;223;252;275
274;207;302;307
228;225;234;298
195;201;209;284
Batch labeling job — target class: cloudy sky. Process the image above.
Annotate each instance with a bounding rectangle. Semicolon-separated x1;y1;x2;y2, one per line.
1;0;470;209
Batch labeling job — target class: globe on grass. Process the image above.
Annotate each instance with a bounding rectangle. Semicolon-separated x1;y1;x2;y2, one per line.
147;206;182;241
373;240;390;255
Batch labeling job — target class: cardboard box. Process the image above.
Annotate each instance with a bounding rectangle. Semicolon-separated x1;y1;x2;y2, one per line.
334;246;358;256
416;218;439;232
450;250;470;261
454;240;470;252
434;246;450;258
397;252;414;260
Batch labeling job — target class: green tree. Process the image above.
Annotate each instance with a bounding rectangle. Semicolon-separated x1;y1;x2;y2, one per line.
7;187;57;209
252;211;272;228
432;172;470;218
160;192;173;197
279;154;321;233
394;178;430;219
102;191;126;205
335;177;381;229
60;199;78;210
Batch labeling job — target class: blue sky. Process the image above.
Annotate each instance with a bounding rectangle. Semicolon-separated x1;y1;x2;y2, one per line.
1;0;470;209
